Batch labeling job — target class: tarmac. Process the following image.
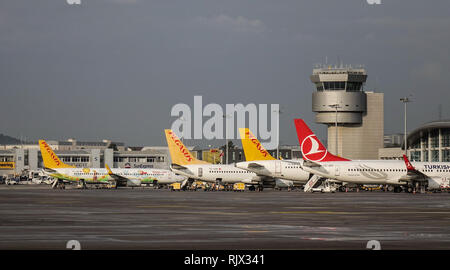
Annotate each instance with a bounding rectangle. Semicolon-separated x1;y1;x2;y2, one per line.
1;185;450;250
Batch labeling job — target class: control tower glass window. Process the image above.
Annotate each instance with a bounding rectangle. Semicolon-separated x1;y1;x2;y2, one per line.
315;82;324;91
346;82;362;91
323;81;346;90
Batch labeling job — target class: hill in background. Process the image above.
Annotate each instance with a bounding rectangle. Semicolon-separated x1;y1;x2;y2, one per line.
0;134;23;145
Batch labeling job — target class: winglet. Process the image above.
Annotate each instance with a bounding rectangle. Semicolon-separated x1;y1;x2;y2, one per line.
105;164;113;175
403;155;415;171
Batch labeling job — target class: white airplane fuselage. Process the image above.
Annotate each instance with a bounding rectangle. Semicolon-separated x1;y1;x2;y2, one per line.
235;160;310;184
300;160;450;188
171;164;261;185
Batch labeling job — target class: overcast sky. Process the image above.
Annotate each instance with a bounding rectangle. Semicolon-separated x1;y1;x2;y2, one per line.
1;0;449;147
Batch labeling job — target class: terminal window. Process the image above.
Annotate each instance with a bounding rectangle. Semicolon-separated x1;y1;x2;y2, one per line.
442;130;450;147
411;151;421;161
443;150;450;162
430;131;439;147
114;157;125;162
422;136;429;148
0;156;13;162
431;150;439;162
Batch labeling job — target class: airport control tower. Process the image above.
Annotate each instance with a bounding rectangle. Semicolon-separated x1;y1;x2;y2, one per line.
310;65;384;160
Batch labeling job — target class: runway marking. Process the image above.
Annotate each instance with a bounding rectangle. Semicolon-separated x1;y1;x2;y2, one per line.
38;201;81;204
183;211;248;216
135;205;189;208
271;211;353;214
271;211;450;215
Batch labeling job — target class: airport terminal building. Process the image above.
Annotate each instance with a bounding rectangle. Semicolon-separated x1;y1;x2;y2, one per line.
0;139;170;176
405;119;450;162
0;138;304;176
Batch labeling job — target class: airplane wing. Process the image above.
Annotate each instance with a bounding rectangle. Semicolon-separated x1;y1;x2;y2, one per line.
283;160;302;166
399;155;428;183
247;162;265;169
105;164;129;186
170;163;195;176
42;167;58;173
246;175;275;186
42;167;65;178
302;160;322;168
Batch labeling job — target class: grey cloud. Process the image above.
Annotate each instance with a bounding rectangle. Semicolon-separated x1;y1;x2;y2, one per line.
103;0;140;4
411;62;444;82
195;14;266;33
1;0;450;145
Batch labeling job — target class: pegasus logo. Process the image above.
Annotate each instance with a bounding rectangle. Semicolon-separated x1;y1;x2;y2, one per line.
301;135;327;162
41;142;61;166
246;131;269;157
168;131;194;162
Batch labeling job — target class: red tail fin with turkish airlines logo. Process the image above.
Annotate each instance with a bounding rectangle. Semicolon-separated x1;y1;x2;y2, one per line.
294;119;350;162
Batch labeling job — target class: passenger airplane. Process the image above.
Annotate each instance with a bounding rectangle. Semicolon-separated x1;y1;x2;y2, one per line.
39;140;186;188
235;128;310;187
235;128;310;186
294;119;450;193
164;129;277;190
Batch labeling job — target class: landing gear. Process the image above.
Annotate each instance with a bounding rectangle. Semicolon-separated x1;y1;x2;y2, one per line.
393;186;403;193
52;179;65;189
80;180;87;189
215;180;223;191
249;186;256;191
412;182;426;194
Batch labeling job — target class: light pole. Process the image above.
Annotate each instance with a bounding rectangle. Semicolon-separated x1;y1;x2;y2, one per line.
329;104;340;156
223;113;232;164
400;97;411;156
273;109;282;159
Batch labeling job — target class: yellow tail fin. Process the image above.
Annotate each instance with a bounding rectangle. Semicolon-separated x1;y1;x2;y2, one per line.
39;140;75;169
164;130;209;165
239;128;276;161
